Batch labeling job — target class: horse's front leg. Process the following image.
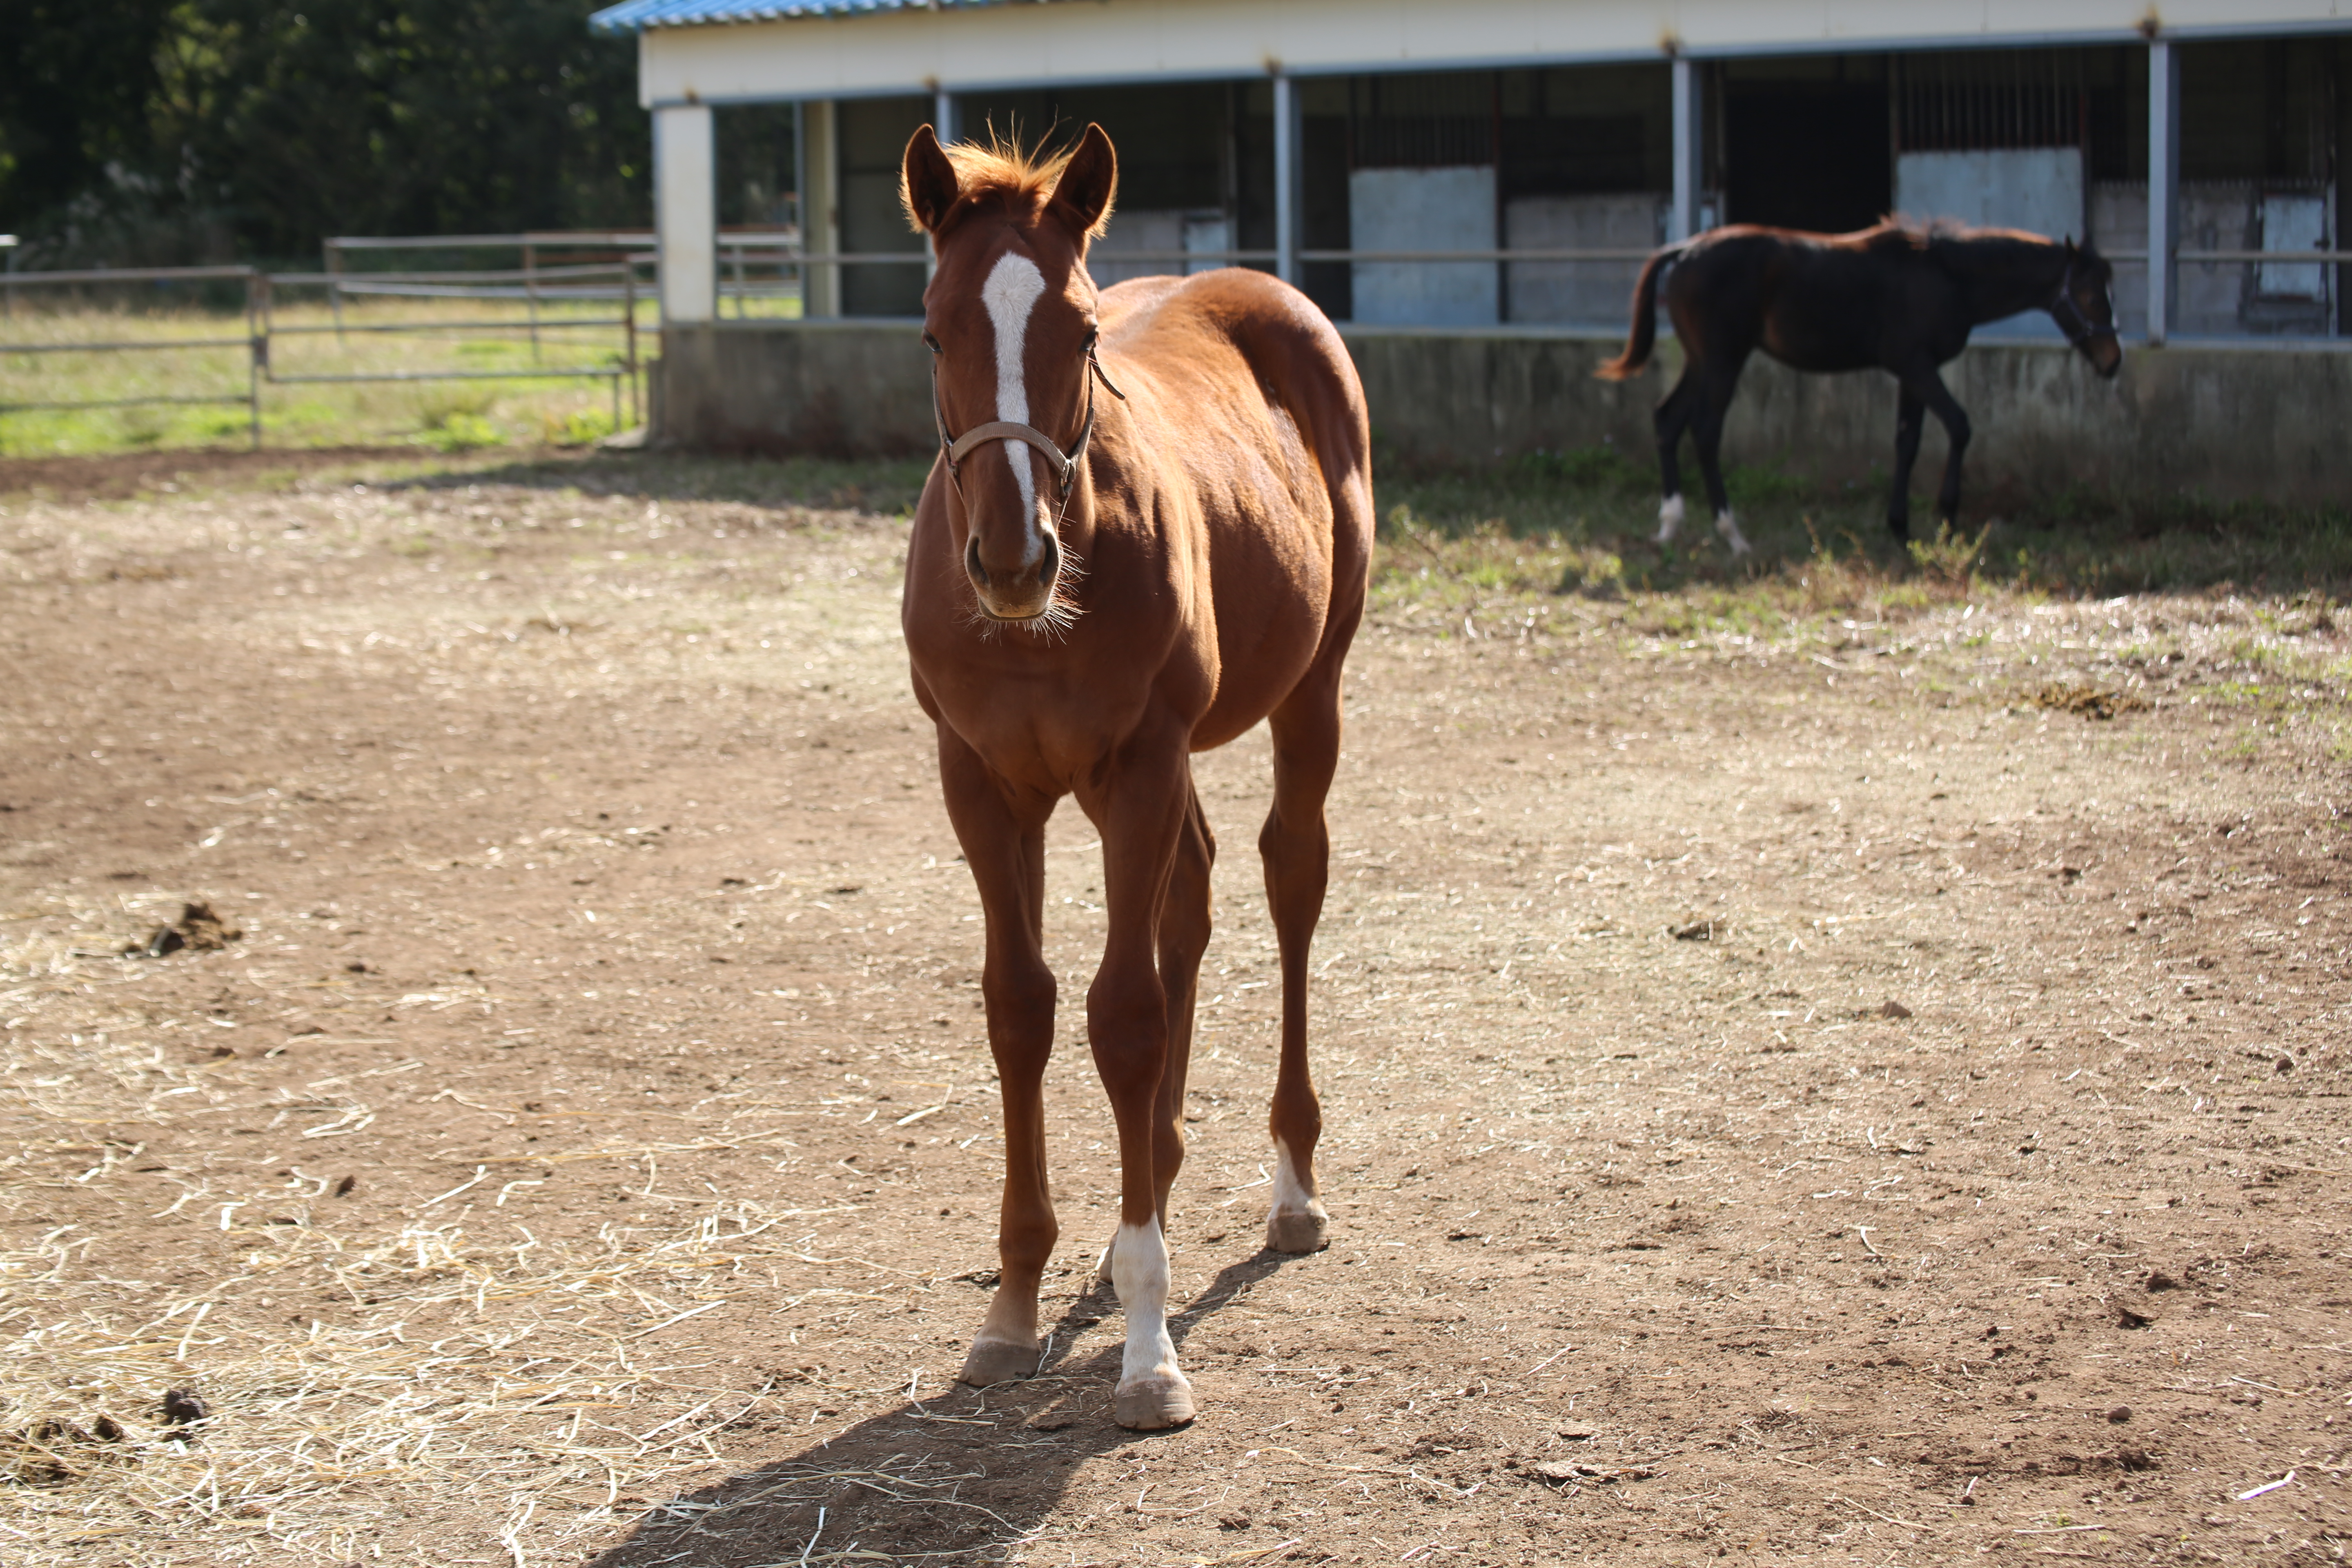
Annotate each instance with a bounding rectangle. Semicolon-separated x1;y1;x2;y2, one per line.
1908;369;1974;528
1081;728;1196;1430
1091;777;1212;1290
935;727;1060;1389
1887;385;1926;543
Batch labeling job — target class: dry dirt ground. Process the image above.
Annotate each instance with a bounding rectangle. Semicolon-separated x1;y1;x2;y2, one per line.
0;450;2347;1568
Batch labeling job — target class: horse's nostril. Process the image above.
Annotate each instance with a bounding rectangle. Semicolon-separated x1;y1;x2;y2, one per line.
1039;530;1060;581
964;536;988;587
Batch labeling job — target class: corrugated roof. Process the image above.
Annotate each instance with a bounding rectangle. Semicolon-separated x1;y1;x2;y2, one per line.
588;0;1067;35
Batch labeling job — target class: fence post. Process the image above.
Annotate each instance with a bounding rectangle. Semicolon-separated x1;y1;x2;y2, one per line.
525;241;542;361
325;241;346;343
624;261;640;428
245;270;265;451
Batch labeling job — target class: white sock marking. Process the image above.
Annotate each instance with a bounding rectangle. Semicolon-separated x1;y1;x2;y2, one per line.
1109;1218;1178;1388
1656;493;1685;543
1271;1140;1316;1216
1716;508;1752;557
981;252;1047;561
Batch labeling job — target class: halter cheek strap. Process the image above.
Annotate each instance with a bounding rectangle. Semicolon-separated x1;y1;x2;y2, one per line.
2050;258;2118;349
931;345;1127;526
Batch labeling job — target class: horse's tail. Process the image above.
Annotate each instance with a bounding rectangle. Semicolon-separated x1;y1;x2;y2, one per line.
1594;244;1679;381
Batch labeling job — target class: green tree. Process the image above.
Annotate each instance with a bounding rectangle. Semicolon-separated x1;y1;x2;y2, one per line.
0;2;185;238
2;0;648;264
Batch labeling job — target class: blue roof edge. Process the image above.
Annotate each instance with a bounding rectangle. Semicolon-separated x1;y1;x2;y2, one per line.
590;0;1049;36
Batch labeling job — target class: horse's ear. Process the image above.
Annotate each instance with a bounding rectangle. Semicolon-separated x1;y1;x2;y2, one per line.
1050;123;1118;241
2064;235;2078;256
901;126;960;236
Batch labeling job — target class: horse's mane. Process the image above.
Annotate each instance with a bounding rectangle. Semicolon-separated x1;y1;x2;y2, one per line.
1875;216;2090;256
902;128;1114;237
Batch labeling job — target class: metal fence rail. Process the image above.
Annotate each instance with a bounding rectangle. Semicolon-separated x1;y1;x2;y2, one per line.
0;265;265;446
0;260;642;450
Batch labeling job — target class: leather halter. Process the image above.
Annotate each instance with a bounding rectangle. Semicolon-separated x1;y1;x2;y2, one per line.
2049;256;2118;350
929;339;1127;526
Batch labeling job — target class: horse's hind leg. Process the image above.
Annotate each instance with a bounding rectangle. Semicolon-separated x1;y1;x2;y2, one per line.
1911;370;1973;528
1887;385;1926;543
1653;369;1699;543
1690;368;1753;557
1260;661;1346;1254
937;727;1060;1390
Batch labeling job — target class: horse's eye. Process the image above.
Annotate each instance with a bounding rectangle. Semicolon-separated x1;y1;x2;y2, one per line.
923;333;943;356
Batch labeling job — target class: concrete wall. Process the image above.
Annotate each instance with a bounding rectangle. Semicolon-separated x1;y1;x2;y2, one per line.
652;321;2352;503
654;321;938;459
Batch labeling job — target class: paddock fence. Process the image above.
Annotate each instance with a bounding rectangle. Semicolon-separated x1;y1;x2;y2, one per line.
0;238;653;452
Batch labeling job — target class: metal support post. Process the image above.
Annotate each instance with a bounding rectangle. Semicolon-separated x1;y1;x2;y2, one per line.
930;87;957;285
801;100;841;318
1669;56;1703;244
2147;39;2180;345
1274;72;1297;286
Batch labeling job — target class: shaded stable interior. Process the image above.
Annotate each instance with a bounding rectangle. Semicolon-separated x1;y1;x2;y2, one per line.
710;39;2352;340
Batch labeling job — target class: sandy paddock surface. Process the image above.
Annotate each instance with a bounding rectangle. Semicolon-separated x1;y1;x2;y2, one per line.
0;451;2346;1568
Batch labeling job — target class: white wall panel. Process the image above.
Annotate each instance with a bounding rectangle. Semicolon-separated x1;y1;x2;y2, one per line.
1350;167;1498;327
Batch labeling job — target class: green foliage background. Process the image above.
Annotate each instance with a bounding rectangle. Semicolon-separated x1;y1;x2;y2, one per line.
0;1;648;265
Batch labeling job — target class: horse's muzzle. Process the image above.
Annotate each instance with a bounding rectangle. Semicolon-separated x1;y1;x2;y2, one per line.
965;528;1062;621
2090;338;2124;379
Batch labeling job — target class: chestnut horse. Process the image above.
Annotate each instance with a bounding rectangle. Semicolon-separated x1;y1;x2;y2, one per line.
1598;222;2122;550
898;124;1373;1430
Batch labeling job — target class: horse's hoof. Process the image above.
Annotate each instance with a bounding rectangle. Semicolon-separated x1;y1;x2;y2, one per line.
1266;1205;1330;1254
958;1337;1041;1387
1114;1374;1196;1430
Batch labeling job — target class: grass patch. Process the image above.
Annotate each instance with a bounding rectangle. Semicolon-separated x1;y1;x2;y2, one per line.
1373;445;2352;608
1;294;644;457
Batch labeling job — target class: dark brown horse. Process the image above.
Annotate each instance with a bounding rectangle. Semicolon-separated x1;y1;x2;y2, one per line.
1598;222;2122;549
898;125;1373;1429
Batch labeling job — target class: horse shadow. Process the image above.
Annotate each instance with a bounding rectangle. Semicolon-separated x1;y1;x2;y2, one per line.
577;1247;1307;1567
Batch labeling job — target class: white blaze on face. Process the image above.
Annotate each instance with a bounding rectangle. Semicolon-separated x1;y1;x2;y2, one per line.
981;252;1047;547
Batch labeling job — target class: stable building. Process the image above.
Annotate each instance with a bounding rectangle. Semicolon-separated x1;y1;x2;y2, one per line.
588;0;2352;501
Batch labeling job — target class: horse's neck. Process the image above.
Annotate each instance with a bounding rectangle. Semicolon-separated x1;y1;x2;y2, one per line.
1947;241;2063;325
